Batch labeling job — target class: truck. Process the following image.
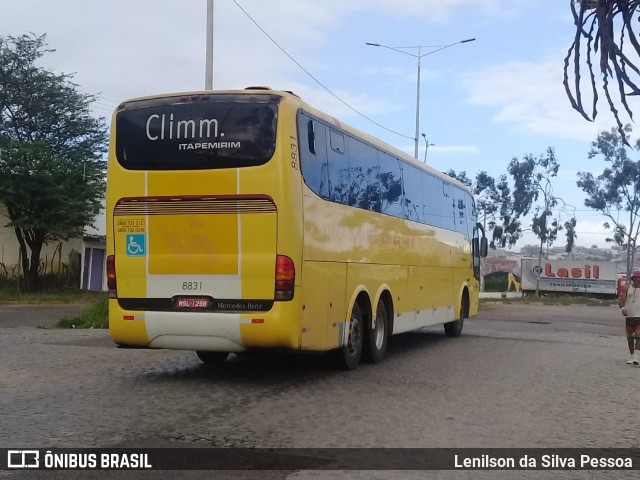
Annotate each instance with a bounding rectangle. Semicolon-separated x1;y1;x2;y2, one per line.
520;258;617;298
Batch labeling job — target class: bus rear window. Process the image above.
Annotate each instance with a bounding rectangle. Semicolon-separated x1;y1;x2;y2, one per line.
115;97;277;170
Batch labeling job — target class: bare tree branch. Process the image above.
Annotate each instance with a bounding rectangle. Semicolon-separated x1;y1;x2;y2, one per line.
566;1;640;145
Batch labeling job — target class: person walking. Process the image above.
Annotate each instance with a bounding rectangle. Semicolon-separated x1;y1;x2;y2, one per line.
619;271;640;366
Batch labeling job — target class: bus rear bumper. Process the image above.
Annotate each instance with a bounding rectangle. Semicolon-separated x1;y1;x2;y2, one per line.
109;300;301;351
149;335;245;352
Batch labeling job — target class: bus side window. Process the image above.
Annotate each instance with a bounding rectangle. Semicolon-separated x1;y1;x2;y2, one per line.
465;192;476;238
330;130;345;154
453;188;467;235
327;129;349;204
442;182;455;230
298;114;330;199
377;152;403;219
347;137;380;212
401;164;423;223
423;172;441;228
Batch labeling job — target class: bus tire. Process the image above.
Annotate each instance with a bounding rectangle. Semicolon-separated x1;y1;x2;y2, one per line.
364;299;388;363
196;351;229;364
444;294;468;338
336;302;364;370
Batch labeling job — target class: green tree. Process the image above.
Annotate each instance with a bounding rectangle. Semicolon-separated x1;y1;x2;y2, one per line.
0;34;107;292
564;216;578;255
508;148;564;296
577;124;640;275
489;174;522;249
565;1;640;145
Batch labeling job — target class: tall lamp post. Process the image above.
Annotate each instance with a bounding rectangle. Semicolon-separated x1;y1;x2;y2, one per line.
205;0;214;89
366;38;475;159
421;133;434;163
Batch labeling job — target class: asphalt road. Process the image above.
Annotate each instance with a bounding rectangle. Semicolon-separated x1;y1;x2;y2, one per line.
0;301;637;480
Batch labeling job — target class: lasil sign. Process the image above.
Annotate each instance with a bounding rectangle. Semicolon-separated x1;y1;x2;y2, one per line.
520;258;616;296
543;263;599;279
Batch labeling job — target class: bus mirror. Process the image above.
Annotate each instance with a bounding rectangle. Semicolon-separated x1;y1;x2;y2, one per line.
480;237;488;257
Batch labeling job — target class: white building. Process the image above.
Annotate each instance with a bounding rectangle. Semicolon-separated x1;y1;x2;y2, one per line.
0;205;106;291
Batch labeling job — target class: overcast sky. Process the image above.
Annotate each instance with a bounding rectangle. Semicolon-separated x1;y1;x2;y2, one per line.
1;0;636;250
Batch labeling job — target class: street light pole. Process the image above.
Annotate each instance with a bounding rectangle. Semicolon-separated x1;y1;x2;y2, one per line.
205;0;214;90
366;38;475;159
415;49;421;159
421;133;434;163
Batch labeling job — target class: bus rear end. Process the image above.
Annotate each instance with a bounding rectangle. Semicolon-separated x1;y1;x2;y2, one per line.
106;91;302;359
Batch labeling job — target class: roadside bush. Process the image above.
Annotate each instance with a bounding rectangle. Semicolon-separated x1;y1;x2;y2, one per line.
483;276;508;292
57;297;108;329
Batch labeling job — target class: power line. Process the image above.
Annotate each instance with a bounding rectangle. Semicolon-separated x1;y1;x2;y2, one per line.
231;0;413;141
96;96;120;105
94;101;117;110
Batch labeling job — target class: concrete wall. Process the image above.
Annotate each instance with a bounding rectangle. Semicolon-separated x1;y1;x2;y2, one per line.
0;205;97;287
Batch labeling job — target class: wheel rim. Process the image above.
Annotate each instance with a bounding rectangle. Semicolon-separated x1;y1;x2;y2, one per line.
374;306;386;350
347;310;363;357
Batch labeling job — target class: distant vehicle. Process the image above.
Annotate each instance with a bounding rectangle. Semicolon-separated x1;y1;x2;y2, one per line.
520;258;617;298
507;273;521;293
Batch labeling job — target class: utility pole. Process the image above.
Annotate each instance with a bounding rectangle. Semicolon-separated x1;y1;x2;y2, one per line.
205;0;214;90
366;38;475;160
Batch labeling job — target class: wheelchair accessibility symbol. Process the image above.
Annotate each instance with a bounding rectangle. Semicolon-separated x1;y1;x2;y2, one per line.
126;234;146;256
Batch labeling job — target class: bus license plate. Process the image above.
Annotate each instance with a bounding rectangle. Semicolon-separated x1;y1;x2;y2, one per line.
176;297;210;309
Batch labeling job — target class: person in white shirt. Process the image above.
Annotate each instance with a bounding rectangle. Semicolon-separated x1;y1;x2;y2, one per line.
619;271;640;366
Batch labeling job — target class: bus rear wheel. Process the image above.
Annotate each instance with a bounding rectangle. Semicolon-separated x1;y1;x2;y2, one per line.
196;351;229;364
364;300;388;363
336;302;364;370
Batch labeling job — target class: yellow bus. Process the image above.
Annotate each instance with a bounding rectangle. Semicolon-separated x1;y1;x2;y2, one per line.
106;87;487;370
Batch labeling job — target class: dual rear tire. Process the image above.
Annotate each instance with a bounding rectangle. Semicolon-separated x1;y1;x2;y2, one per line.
337;300;388;370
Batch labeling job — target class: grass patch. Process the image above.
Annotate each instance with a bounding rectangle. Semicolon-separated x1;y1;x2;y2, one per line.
57;297;109;329
0;283;105;305
479;294;617;306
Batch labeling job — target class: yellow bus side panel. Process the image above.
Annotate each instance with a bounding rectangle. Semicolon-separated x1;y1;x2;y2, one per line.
109;300;149;346
430;266;455;309
346;263;409;316
408;266;429;312
300;261;330;350
469;283;479;316
239;301;300;349
239;212;277;298
148;214;238;275
327;262;347;349
451;240;475;318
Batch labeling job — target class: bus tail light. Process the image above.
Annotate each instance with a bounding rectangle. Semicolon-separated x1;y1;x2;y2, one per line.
275;255;295;301
107;255;117;297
